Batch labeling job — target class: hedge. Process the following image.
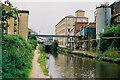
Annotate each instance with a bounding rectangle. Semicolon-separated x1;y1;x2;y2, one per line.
2;34;34;78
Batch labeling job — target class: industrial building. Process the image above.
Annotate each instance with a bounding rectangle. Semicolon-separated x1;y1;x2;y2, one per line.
69;22;88;49
96;3;111;39
110;0;120;26
0;3;29;41
55;10;88;46
55;1;119;50
28;28;38;35
73;23;96;50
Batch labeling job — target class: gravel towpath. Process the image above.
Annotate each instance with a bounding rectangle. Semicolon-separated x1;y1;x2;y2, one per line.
29;44;50;78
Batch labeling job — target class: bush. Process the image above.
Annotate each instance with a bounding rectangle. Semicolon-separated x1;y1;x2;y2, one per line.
28;40;37;50
51;40;59;57
103;47;120;59
28;36;38;50
39;44;45;53
2;34;34;78
99;26;120;53
52;40;58;52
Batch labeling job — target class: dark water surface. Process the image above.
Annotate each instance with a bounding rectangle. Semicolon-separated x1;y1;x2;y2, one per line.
47;53;120;78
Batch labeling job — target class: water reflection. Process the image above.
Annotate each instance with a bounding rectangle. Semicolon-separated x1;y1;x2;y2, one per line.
47;53;120;78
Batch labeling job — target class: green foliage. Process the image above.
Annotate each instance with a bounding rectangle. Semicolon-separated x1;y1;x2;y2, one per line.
104;26;120;34
48;38;53;43
29;36;37;40
103;47;120;60
38;44;49;75
28;40;37;50
2;1;20;34
28;36;38;50
2;34;34;78
39;44;45;53
99;26;120;53
52;40;58;54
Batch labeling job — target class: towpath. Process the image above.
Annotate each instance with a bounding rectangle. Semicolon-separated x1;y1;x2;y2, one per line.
29;44;50;78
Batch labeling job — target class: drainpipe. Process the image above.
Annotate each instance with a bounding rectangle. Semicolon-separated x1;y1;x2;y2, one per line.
67;37;68;48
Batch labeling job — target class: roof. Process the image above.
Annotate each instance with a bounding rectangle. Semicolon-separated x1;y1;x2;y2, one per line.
65;15;75;18
20;10;29;15
75;9;85;13
65;15;88;18
86;23;96;28
96;3;110;9
110;0;120;6
28;28;38;34
55;10;88;27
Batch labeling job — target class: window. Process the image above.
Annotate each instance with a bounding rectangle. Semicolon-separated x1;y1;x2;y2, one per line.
68;23;70;26
68;18;70;21
73;18;75;21
73;23;75;26
87;32;89;34
68;29;70;32
29;32;31;35
78;19;81;22
83;19;86;22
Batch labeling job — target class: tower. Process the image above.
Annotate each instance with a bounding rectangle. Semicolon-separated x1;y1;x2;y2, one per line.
96;3;111;39
75;9;85;17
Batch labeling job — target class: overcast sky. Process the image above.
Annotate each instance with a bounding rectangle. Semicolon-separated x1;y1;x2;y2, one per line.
1;0;116;35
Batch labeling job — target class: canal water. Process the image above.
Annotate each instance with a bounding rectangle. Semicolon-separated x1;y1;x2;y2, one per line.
46;53;120;78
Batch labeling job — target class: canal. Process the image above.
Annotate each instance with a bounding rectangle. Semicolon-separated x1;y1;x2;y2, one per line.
46;53;120;78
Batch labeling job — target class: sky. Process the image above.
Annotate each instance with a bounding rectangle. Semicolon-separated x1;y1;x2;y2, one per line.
1;0;116;35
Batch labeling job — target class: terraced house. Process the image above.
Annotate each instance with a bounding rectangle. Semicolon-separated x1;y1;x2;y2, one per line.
55;10;88;46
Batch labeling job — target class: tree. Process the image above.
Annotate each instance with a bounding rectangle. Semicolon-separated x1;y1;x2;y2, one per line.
1;0;20;34
99;26;120;53
52;40;58;55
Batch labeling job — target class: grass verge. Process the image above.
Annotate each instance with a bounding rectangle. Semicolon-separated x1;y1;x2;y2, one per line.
59;47;120;62
37;44;49;75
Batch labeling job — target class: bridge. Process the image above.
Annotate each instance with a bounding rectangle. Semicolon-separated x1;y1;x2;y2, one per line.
43;42;52;45
28;35;78;48
28;35;78;37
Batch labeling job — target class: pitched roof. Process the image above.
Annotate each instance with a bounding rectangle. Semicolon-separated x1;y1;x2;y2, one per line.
86;23;96;28
65;15;75;18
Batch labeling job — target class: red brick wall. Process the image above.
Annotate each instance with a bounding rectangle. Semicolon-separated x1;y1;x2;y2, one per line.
74;22;88;35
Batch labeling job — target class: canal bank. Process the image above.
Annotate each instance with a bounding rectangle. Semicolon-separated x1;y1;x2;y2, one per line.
38;43;120;78
58;47;120;64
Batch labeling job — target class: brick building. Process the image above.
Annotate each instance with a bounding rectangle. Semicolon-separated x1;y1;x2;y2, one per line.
74;22;88;35
73;22;96;49
55;10;88;46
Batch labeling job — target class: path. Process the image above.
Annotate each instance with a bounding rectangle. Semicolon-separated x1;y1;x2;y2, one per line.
29;44;50;78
